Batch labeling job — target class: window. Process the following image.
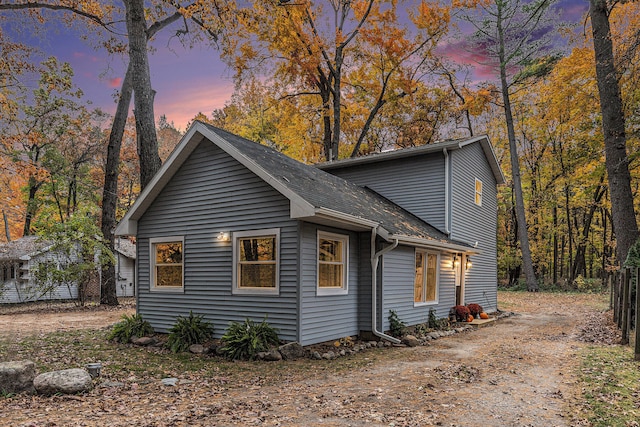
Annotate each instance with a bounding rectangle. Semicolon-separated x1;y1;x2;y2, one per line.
414;251;439;304
317;231;348;295
475;178;483;206
233;229;279;294
150;237;184;291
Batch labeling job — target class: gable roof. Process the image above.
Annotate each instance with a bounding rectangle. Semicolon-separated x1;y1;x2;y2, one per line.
115;122;475;253
317;135;506;185
0;236;51;262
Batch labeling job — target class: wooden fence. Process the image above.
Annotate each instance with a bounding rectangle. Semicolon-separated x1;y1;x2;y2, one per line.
610;267;640;360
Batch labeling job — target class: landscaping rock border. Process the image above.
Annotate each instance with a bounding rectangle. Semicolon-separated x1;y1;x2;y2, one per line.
115;314;510;362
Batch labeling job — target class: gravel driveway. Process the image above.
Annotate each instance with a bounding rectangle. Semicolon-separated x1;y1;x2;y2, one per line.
0;292;612;426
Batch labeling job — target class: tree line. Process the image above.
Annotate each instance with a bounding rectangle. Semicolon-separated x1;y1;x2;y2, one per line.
0;0;638;303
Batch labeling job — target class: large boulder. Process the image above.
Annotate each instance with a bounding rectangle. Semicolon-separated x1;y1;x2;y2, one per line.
402;335;421;347
278;342;305;360
33;368;93;395
0;360;36;394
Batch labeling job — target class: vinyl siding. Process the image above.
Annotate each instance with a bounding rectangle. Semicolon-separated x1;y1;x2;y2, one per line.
299;223;361;346
0;252;79;304
324;154;447;231
450;143;498;311
380;245;456;331
136;140;299;341
116;255;135;297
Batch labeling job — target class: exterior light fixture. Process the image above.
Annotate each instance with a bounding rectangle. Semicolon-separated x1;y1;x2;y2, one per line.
452;254;460;269
466;257;472;270
217;231;231;242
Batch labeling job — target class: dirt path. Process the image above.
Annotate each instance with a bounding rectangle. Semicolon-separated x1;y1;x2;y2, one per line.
0;300;136;345
0;293;609;426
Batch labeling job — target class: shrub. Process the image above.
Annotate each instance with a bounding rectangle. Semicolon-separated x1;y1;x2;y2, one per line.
108;313;154;343
221;317;280;360
574;275;604;293
427;308;450;330
166;311;214;353
466;303;483;317
388;310;406;337
428;308;438;328
453;305;470;322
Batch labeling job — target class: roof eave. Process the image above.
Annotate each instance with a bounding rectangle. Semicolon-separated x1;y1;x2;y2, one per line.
392;234;480;254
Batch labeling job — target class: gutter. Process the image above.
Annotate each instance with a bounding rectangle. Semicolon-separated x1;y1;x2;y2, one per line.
370;227;401;344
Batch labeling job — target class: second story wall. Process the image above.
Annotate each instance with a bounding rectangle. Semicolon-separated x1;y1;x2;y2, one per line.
450;142;499;310
321;153;447;231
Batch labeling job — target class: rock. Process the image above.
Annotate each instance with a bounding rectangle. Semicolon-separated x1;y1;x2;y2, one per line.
189;344;205;354
262;350;283;361
0;360;36;394
321;351;336;360
161;378;178;386
311;351;322;360
33;368;92;395
278;342;305;360
377;341;385;348
402;335;420;347
428;332;440;340
131;336;156;346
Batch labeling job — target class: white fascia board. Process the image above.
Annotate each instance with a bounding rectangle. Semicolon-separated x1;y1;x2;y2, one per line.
392;234;481;254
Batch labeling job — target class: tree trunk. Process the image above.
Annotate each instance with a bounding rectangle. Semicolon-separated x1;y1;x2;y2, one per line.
23;177;41;236
497;6;538;291
572;181;606;281
125;0;161;189
330;48;343;161
100;64;134;306
589;0;639;265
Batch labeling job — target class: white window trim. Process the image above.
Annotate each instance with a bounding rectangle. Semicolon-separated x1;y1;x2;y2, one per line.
317;230;349;296
475;178;483;207
149;236;185;293
232;228;280;295
413;249;440;307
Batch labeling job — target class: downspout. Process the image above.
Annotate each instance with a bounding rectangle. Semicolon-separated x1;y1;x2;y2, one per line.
371;227;400;343
443;148;451;235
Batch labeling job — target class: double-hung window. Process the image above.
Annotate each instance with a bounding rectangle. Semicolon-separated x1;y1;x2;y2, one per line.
317;231;348;295
233;229;279;294
150;237;184;291
414;250;439;304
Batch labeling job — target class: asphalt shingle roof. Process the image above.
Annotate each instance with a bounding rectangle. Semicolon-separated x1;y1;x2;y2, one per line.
201;123;468;247
0;236;49;262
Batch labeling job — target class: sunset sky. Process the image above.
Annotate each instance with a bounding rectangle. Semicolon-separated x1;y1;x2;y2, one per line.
5;0;590;131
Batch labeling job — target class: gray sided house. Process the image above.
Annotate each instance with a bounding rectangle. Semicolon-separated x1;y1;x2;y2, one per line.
0;236;79;303
115;122;504;346
0;236;136;304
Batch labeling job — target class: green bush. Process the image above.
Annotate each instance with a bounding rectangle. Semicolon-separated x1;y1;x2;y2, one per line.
108;313;154;343
428;308;438;329
221;317;280;360
574;275;604;293
388;310;406;337
166;311;214;353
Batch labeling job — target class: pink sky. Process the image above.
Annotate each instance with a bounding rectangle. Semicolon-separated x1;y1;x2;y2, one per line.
5;0;588;131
